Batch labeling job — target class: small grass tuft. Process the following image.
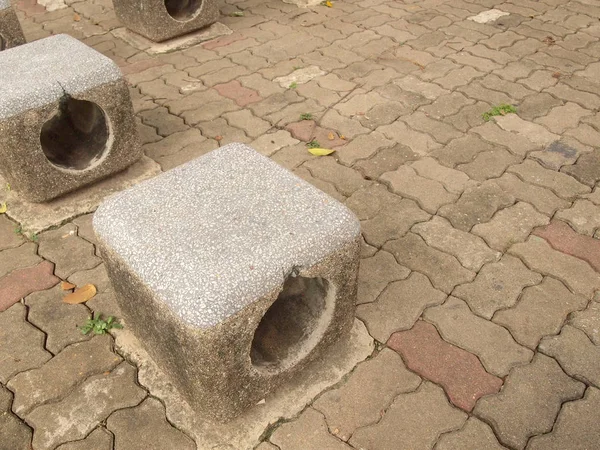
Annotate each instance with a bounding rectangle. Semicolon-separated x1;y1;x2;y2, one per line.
482;104;517;122
306;140;321;149
289;82;298;89
300;113;313;121
80;314;123;335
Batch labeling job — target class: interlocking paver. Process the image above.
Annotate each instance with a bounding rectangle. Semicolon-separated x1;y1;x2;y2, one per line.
518;93;564;121
494;277;588;350
411;158;475;194
377;120;441;155
527;387;600;450
438;182;515;231
388;321;502;412
425;297;533;377
533;220;600;272
413;216;500;271
471;122;539;157
473;202;550;251
107;397;195;450
27;362;146;450
357;250;410;305
357;272;446;342
381;165;457;214
37;224;100;279
529;139;585;170
0;303;51;383
0;385;32;450
507;160;590;199
8;335;121;415
430;135;496;167
495;173;570;215
25;285;91;354
355;144;420;179
509;236;600;298
535;102;591;134
270;408;352;450
346;184;430;247
460;148;522;181
570;300;600;347
55;427;113;450
474;354;585;450
0;242;41;278
303;157;370;197
561;149;600;187
434;417;508;450
384;233;475;294
349;382;467;450
0;261;59;312
454;255;542;320
313;349;421;441
539;325;600;388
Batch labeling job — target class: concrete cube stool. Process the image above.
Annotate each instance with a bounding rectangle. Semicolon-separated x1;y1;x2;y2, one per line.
112;0;219;42
0;34;141;202
0;0;25;51
93;143;361;421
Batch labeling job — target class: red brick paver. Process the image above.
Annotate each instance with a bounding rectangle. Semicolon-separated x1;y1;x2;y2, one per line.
387;321;503;411
533;220;600;272
0;261;59;312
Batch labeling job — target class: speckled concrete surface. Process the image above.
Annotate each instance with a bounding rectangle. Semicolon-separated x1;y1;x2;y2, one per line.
0;34;120;118
94;143;361;328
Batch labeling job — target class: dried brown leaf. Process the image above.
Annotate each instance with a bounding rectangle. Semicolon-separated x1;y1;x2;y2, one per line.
63;284;96;304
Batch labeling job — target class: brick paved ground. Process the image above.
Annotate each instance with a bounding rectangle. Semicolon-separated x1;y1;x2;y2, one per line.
2;0;600;448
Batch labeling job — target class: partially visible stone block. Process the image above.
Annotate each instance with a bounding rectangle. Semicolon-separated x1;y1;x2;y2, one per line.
0;0;25;51
0;34;141;202
113;0;219;43
94;143;361;421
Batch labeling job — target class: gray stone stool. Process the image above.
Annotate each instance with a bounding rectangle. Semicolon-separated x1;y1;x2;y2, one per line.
112;0;219;42
0;0;25;51
93;143;361;421
0;34;141;202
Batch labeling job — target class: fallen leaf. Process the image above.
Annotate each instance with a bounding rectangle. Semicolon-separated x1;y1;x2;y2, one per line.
73;13;80;21
328;132;335;140
0;202;6;214
340;135;346;140
63;284;96;304
215;135;223;141
325;0;333;6
61;281;76;291
552;72;561;78
308;147;335;156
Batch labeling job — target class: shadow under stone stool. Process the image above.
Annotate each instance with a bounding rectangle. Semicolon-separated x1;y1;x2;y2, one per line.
0;34;141;202
93;143;361;421
112;0;219;42
0;0;25;50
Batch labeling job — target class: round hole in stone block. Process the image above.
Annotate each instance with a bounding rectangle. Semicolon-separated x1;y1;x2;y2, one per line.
251;275;333;370
40;97;110;171
164;0;202;21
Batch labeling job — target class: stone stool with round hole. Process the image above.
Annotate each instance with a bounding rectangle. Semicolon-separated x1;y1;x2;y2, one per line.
93;143;361;421
0;34;141;202
112;0;219;42
0;0;26;51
